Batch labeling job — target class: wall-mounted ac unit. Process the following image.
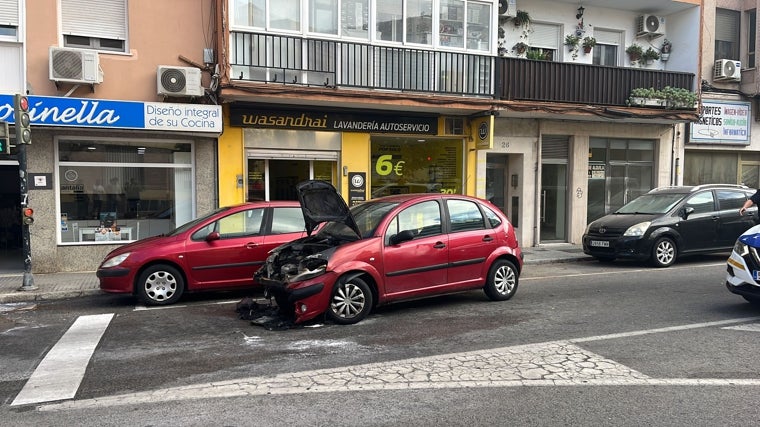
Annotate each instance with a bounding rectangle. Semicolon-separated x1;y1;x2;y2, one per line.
636;14;666;37
498;0;516;17
49;47;102;84
714;59;741;82
157;66;203;97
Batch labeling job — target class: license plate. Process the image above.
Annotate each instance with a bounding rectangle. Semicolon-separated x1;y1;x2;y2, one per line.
753;270;760;281
590;240;610;248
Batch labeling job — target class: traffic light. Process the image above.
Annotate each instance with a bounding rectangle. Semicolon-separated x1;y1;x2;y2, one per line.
0;122;9;154
14;94;31;145
21;207;34;225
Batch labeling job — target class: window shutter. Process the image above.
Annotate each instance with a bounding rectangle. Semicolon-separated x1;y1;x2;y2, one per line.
542;135;569;160
594;29;621;46
62;0;127;40
531;23;559;49
0;0;19;26
715;9;738;42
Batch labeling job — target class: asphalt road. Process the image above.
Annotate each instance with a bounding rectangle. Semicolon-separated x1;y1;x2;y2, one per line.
3;253;760;426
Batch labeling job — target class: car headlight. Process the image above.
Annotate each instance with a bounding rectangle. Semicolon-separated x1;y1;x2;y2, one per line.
733;240;749;257
287;255;328;283
101;253;130;268
623;221;651;237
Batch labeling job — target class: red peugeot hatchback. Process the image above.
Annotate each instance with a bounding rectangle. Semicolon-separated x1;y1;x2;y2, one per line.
98;201;306;305
256;180;523;325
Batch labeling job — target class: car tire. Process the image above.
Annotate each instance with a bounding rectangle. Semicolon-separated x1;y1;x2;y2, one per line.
651;237;677;268
484;259;519;301
136;264;184;305
326;276;373;325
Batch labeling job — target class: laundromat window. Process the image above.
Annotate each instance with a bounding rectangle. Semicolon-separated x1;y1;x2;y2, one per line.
370;138;463;199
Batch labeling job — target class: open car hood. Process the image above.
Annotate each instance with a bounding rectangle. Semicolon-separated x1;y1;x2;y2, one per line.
297;180;361;237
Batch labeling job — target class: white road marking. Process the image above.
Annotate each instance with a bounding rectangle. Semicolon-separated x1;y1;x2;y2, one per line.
11;313;114;406
723;323;760;332
522;262;725;281
34;316;760;412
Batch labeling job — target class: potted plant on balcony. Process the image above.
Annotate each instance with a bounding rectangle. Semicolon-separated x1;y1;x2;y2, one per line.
512;41;529;56
642;47;660;65
628;87;666;107
626;43;643;64
513;10;531;28
661;86;697;109
565;34;580;60
582;36;596;54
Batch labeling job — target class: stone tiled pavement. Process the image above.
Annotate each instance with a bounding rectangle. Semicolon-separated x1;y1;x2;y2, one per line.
0;244;592;304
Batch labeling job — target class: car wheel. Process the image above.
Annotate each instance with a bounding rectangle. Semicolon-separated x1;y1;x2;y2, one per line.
484;259;519;301
327;276;373;325
136;264;184;305
742;295;760;306
651;237;677;268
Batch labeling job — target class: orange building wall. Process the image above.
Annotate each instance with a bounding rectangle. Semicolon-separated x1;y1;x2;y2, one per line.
26;0;215;101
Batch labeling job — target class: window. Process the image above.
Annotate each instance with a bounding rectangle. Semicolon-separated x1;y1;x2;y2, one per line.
483;205;502;228
386;200;442;242
447;199;485;232
748;10;756;68
61;0;127;52
685;192;715;215
406;0;433;45
57;139;193;244
591;29;621;66
270;207;306;234
376;0;402;42
530;23;560;62
232;0;301;31
0;0;19;39
715;8;740;61
717;190;748;211
310;0;338;34
342;0;369;39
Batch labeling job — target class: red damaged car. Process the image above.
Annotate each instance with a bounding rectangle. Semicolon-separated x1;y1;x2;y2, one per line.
98;201;306;305
256;180;523;325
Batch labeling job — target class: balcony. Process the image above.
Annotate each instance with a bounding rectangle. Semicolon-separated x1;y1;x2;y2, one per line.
230;31;494;97
228;31;695;110
496;57;695;107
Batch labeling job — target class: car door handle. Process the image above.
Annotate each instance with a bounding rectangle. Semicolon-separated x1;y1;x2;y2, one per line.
246;242;259;248
433;242;446;249
483;236;494;242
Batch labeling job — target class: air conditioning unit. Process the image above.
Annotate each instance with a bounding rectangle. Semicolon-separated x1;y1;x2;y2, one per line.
498;0;516;17
636;14;666;37
714;59;741;82
157;66;203;97
49;47;102;84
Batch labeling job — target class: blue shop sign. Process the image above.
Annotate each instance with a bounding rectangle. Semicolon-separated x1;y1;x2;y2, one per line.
0;94;221;133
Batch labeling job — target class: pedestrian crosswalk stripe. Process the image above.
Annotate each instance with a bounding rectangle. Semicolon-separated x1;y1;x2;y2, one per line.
11;313;114;406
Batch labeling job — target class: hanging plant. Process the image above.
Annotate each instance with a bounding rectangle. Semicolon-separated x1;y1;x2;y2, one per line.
582;36;596;54
513;10;531;28
626;43;643;63
512;41;529;55
642;47;660;64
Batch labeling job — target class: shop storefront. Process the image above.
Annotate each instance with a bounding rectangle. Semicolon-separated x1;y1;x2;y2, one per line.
221;105;485;208
685;98;753;186
0;94;222;272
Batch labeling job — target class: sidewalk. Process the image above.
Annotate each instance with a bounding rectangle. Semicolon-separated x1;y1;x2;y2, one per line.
0;244;592;304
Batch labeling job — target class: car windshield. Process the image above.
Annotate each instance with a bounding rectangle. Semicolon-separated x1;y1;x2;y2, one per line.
164;207;231;236
615;193;685;214
319;201;398;238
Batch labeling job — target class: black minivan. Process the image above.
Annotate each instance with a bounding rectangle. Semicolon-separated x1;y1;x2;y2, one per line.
582;184;758;267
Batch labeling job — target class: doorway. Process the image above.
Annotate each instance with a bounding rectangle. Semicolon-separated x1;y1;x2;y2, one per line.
247;158;337;201
0;163;22;271
540;163;567;241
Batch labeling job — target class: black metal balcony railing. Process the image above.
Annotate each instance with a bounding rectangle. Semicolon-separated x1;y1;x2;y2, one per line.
496;57;695;106
230;31;494;97
230;31;695;108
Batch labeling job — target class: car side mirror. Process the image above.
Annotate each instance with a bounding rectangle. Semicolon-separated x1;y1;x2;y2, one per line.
681;206;695;219
205;231;221;242
389;229;415;245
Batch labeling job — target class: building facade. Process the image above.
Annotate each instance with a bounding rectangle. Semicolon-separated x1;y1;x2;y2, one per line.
213;0;701;249
0;0;221;272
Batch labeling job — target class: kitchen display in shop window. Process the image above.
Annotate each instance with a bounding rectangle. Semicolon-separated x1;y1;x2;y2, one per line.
370;138;463;199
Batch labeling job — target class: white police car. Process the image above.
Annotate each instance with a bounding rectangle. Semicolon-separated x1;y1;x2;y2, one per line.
726;223;760;304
